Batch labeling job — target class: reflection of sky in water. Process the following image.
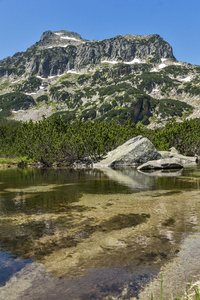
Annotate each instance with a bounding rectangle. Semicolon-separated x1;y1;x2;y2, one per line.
0;249;33;287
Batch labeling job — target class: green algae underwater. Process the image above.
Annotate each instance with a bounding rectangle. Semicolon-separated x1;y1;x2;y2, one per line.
0;166;200;299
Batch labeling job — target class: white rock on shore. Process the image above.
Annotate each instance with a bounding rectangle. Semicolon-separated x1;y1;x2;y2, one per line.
94;136;162;168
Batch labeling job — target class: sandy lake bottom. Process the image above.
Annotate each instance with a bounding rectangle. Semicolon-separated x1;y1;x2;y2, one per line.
0;167;200;299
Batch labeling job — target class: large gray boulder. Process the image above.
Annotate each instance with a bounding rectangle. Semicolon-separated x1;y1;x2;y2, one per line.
94;136;162;167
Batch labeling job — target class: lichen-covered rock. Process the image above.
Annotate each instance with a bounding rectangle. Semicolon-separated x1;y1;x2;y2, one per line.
94;136;162;167
137;158;183;171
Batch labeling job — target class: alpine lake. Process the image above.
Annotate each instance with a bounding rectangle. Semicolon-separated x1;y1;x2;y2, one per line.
0;165;200;300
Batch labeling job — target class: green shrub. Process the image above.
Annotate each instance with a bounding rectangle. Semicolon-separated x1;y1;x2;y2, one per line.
14;76;42;93
0;92;35;117
36;95;49;103
152;119;200;155
156;99;193;118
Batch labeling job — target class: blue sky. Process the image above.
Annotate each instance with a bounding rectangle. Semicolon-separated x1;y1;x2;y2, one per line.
0;0;200;65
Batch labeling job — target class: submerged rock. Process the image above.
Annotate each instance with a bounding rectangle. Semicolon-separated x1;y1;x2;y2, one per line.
137;158;183;171
94;136;162;167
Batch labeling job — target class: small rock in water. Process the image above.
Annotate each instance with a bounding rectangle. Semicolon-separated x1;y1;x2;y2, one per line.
137;158;183;171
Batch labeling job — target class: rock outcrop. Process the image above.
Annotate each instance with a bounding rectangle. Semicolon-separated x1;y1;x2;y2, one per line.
94;136;162;167
159;148;198;165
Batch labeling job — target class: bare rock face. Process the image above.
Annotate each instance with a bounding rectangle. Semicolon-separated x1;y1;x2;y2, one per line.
0;31;175;78
94;136;162;167
33;33;174;77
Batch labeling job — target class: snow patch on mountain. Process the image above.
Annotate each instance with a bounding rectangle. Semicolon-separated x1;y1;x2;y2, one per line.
101;60;119;64
54;32;84;43
179;76;192;82
158;63;167;69
150;59;185;72
60;36;80;41
124;58;146;64
101;58;146;65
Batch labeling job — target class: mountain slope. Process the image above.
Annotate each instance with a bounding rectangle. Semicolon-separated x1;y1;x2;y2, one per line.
0;30;200;126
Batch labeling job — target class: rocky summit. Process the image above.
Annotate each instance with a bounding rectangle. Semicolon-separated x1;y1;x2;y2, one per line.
0;30;200;125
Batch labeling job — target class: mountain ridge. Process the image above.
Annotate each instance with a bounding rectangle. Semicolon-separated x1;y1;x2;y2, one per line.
0;30;200;126
0;30;176;78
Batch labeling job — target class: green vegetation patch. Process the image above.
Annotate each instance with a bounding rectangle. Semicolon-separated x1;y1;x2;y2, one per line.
92;68;109;83
183;82;200;95
83;87;97;98
138;72;177;93
163;65;189;77
77;73;92;85
36;95;49;103
0;156;33;166
1;116;200;166
61;80;76;88
156;98;193;118
0;79;10;91
0;92;35;118
50;85;71;102
152;118;200;155
98;82;132;97
50;111;76;122
80;107;97;121
99;107;131;124
14;76;42;93
49;85;62;95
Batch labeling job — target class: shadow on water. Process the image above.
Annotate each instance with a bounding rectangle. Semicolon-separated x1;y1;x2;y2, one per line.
0;166;199;299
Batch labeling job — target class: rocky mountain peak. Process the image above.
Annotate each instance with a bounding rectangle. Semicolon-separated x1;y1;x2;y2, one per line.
53;30;83;40
36;30;86;49
123;33;175;60
40;30;54;41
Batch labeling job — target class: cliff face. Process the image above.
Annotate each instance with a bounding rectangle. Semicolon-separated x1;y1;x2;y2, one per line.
0;31;175;78
0;30;199;126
